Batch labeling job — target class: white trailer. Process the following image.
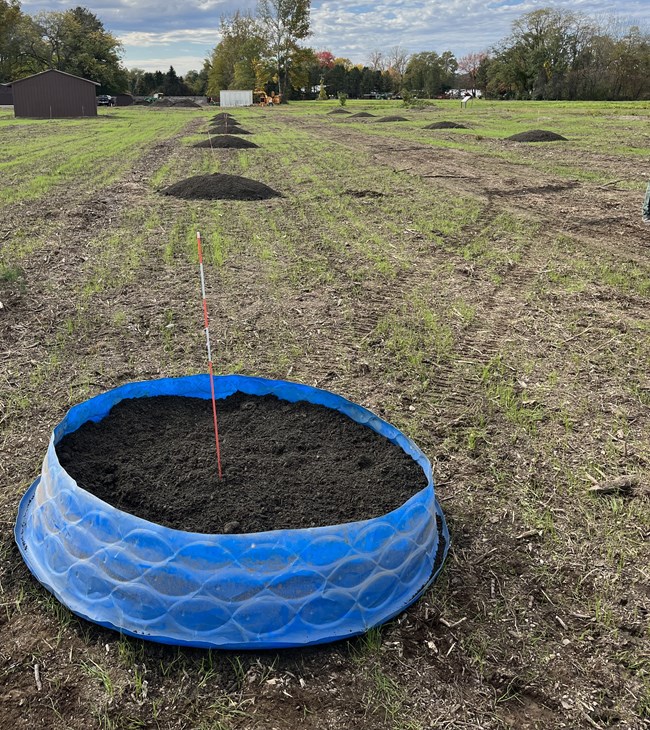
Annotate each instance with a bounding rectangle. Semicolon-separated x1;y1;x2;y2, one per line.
219;90;253;107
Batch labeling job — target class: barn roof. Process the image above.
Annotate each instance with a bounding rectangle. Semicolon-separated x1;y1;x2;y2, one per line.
11;69;100;87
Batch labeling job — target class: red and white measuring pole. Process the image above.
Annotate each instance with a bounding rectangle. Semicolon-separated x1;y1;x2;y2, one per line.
197;231;223;479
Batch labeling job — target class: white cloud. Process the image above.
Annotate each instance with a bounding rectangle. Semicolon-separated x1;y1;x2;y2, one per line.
118;29;222;47
125;56;209;74
18;0;650;71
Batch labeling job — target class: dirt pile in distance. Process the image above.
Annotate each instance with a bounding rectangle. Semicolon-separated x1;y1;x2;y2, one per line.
161;173;280;201
376;116;408;122
208;126;251;135
506;129;568;142
193;136;259;149
347;112;375;118
425;121;468;129
327;108;350;114
169;99;200;108
212;113;237;121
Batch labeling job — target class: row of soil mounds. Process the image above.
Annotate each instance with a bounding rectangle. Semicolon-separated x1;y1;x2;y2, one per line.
56;393;427;534
168;114;268;196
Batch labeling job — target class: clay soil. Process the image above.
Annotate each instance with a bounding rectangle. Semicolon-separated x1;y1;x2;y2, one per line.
1;102;649;730
56;393;426;533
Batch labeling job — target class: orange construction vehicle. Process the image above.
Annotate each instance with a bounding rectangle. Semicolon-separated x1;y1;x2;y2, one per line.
255;89;281;106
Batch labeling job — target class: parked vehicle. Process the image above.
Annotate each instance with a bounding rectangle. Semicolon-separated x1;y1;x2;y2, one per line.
97;95;114;106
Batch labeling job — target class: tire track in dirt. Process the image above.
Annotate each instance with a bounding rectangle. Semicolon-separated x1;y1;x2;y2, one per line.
283;115;649;259
0;117;205;498
277;114;648;422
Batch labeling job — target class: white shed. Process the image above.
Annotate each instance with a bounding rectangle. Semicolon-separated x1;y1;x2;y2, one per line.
219;90;253;107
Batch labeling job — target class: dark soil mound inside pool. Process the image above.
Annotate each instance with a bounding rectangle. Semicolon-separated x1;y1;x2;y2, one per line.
160;173;280;200
56;394;427;534
208;126;251;135
425;121;468;129
347;112;375;118
376;116;408;122
193;136;259;149
506;129;567;142
327;108;350;114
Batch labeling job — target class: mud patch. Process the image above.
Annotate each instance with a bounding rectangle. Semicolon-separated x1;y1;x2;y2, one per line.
346;189;385;198
161;173;280;200
56;392;428;533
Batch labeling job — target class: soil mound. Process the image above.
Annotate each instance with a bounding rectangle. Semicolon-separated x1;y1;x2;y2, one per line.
327;108;350;114
212;113;237;121
193;136;259;149
172;99;201;108
161;173;280;201
56;393;427;534
151;98;173;107
347;112;375;118
208;126;251;135
376;116;408;122
506;129;567;142
424;121;468;129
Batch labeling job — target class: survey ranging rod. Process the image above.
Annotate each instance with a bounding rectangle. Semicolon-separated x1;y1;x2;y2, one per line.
196;231;223;479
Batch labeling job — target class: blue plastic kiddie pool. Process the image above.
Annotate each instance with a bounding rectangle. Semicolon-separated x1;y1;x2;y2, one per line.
16;374;449;649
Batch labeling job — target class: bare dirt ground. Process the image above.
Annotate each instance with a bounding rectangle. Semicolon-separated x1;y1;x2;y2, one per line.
1;107;648;730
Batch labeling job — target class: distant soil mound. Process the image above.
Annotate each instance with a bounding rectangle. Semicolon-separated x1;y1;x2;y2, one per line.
161;173;280;201
151;98;173;107
327;108;350;114
172;99;201;108
506;129;567;142
212;113;237;121
208;126;251;135
424;121;468;129
376;116;408;122
347;112;375;118
193;136;259;149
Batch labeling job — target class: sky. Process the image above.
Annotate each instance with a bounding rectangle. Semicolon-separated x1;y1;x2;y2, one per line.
20;0;650;76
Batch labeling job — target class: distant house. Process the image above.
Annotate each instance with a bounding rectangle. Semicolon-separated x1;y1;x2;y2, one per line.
114;93;134;107
0;83;12;105
12;69;99;118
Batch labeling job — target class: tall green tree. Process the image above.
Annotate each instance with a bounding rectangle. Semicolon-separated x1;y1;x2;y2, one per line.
17;7;127;91
207;11;267;96
403;51;457;97
257;0;311;102
0;0;23;82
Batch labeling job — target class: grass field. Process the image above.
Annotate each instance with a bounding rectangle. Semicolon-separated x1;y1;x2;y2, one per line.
1;99;649;730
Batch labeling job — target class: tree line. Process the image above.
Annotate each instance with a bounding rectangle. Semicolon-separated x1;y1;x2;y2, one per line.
1;0;648;101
